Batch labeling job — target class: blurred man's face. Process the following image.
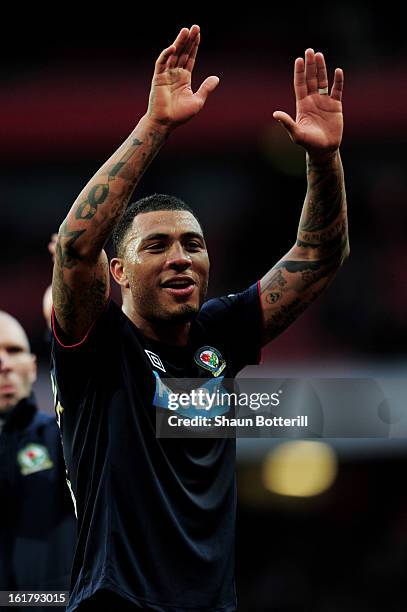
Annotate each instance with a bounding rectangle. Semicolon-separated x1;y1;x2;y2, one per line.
0;315;37;412
116;210;210;323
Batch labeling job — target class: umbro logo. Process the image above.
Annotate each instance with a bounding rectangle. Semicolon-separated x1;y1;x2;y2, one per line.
144;350;166;373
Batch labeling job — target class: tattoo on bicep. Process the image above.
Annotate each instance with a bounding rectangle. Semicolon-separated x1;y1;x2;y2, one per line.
262;248;344;310
53;260;108;336
264;290;322;338
262;269;288;305
276;250;344;281
53;263;77;329
300;260;338;288
57;221;86;269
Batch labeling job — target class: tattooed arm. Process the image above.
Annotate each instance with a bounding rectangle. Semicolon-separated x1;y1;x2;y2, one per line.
259;49;349;345
52;121;167;341
52;25;219;341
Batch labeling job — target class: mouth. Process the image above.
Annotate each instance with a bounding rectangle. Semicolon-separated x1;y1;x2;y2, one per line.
160;276;196;298
0;385;15;394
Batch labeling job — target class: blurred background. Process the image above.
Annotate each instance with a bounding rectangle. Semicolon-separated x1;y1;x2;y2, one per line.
2;4;407;610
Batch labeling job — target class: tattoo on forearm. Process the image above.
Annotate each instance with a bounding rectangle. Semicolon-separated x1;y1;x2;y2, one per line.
57;128;165;271
299;154;346;235
300;171;342;233
260;153;348;341
108;138;143;181
296;230;345;254
298;218;348;248
75;184;110;221
297;154;348;258
74;138;144;224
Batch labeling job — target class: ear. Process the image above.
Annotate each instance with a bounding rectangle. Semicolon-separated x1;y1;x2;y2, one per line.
29;354;37;384
110;258;130;289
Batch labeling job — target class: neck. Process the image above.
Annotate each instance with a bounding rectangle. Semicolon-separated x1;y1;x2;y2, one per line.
122;303;191;346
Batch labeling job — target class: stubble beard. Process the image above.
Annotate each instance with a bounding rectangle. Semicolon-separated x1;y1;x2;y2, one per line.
130;281;208;325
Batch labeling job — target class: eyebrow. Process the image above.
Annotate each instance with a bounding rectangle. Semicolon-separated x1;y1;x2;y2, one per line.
1;343;27;352
140;231;205;244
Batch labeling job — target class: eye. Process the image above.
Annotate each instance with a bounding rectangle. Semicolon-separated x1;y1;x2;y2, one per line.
7;347;23;354
186;241;202;251
146;242;166;252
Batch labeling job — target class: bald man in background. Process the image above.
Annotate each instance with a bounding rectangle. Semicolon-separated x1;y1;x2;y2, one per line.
0;311;76;606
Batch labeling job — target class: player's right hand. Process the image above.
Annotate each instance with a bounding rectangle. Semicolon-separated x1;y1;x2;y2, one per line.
147;25;219;129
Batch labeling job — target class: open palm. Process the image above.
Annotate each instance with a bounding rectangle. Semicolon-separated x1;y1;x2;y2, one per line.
274;49;344;155
148;26;219;128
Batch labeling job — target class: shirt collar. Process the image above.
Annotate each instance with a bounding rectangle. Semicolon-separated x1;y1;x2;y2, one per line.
0;393;37;432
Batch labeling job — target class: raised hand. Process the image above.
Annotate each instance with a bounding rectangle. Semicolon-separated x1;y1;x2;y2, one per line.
147;25;220;129
273;49;344;157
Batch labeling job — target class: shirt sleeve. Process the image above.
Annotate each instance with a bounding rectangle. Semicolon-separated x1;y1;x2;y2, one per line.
197;281;263;375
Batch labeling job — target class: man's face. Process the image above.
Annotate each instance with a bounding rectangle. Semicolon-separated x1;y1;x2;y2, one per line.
116;210;210;323
0;315;37;412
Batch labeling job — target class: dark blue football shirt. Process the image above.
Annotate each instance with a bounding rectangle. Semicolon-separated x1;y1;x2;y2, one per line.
50;283;262;612
0;394;76;601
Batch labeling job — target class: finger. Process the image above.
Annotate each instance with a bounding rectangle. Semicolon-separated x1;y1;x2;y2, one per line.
273;111;298;139
315;52;328;93
331;68;344;102
155;44;177;74
177;25;200;69
195;75;220;106
168;27;190;68
305;48;318;94
293;57;307;101
171;26;190;48
185;32;200;73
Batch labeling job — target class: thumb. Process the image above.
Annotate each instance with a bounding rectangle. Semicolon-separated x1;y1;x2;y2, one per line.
195;76;220;106
273;111;297;138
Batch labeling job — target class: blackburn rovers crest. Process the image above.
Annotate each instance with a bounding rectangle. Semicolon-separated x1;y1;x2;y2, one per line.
194;346;226;377
17;443;53;476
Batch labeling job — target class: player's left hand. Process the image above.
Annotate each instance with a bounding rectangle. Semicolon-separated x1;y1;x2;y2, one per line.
273;49;344;157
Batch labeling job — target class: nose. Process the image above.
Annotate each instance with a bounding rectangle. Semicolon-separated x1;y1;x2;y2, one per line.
164;242;192;271
0;350;13;373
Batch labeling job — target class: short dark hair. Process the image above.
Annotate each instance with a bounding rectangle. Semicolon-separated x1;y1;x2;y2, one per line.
112;193;201;257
